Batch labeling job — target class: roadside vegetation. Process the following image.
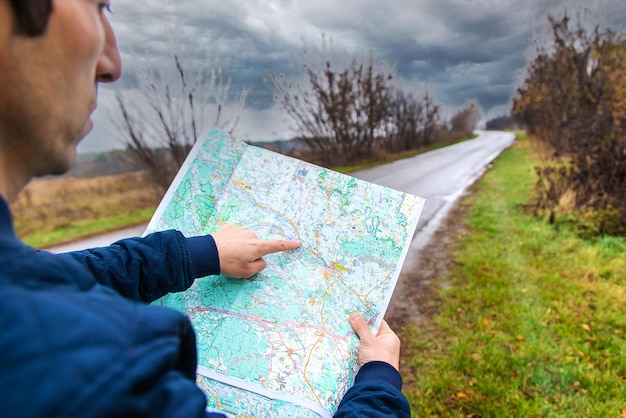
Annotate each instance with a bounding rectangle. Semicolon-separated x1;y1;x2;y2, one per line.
513;13;626;237
401;11;626;415
11;130;478;248
401;132;626;416
11;172;160;248
272;49;480;169
113;37;481;194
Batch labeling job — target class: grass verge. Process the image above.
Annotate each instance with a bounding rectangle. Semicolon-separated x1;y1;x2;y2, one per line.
23;208;156;248
12;172;161;248
402;135;626;416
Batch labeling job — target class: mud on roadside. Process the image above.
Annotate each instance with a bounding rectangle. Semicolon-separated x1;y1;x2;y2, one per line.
384;191;474;332
384;191;476;384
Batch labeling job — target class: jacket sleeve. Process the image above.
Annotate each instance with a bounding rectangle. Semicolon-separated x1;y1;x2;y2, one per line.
334;361;411;418
0;278;228;418
56;230;220;303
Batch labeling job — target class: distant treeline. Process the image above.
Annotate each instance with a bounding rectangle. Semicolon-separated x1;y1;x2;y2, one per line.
485;115;523;131
64;149;139;178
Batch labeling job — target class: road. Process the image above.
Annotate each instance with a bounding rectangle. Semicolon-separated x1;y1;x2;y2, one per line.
352;129;515;256
46;224;148;253
47;130;515;254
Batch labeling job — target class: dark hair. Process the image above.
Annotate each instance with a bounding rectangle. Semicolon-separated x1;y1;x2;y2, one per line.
9;0;53;36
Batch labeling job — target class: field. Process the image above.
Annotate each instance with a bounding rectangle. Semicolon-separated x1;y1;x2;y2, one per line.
11;172;161;248
400;136;626;416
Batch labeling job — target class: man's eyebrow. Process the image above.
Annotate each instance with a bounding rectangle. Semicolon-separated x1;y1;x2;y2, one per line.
101;2;113;13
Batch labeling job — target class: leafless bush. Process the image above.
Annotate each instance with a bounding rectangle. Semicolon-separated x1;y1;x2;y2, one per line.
272;51;393;166
449;102;481;139
113;48;247;192
384;90;442;153
272;46;446;166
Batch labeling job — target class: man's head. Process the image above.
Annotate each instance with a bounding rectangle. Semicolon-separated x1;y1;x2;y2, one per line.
0;0;122;201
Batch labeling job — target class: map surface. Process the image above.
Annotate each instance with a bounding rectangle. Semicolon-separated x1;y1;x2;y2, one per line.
146;128;425;417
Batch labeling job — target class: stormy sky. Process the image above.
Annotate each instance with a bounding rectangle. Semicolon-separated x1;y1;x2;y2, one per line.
81;0;626;153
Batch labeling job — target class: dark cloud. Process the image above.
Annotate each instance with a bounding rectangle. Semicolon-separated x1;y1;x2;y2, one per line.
80;0;626;152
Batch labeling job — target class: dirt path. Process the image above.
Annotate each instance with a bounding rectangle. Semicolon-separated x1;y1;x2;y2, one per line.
385;191;473;332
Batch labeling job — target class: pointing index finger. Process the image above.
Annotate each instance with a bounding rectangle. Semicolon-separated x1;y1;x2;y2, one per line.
257;239;301;257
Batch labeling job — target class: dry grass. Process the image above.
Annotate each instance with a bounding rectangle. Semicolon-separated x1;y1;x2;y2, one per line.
527;133;557;161
11;171;161;247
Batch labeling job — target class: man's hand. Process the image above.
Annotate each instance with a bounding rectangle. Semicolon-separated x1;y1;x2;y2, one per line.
212;224;300;278
350;313;401;371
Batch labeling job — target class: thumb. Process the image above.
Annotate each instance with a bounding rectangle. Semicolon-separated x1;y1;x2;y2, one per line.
376;319;393;336
350;313;375;342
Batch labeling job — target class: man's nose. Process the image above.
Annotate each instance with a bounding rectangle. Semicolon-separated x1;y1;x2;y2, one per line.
96;15;122;83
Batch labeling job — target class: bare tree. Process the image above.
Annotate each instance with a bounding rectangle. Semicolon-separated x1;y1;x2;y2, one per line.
385;90;442;152
271;49;394;166
112;51;247;192
386;90;422;153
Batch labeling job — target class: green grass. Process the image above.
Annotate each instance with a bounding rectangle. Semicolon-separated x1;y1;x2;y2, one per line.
24;207;156;248
402;135;626;416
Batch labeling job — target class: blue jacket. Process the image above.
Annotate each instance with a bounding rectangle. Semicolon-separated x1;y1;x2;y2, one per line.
0;197;409;417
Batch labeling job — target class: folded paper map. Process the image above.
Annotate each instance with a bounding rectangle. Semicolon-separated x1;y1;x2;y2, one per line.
145;128;425;417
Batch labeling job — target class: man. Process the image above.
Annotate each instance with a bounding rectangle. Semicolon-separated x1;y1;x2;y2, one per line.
0;1;410;417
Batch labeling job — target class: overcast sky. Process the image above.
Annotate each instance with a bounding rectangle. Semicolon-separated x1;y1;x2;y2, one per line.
81;0;626;153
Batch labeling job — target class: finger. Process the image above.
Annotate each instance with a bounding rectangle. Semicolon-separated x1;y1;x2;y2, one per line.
349;313;375;342
247;258;267;276
257;239;301;256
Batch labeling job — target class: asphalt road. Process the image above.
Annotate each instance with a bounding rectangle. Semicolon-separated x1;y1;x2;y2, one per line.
351;129;516;263
354;130;515;229
46;223;148;253
47;130;515;254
